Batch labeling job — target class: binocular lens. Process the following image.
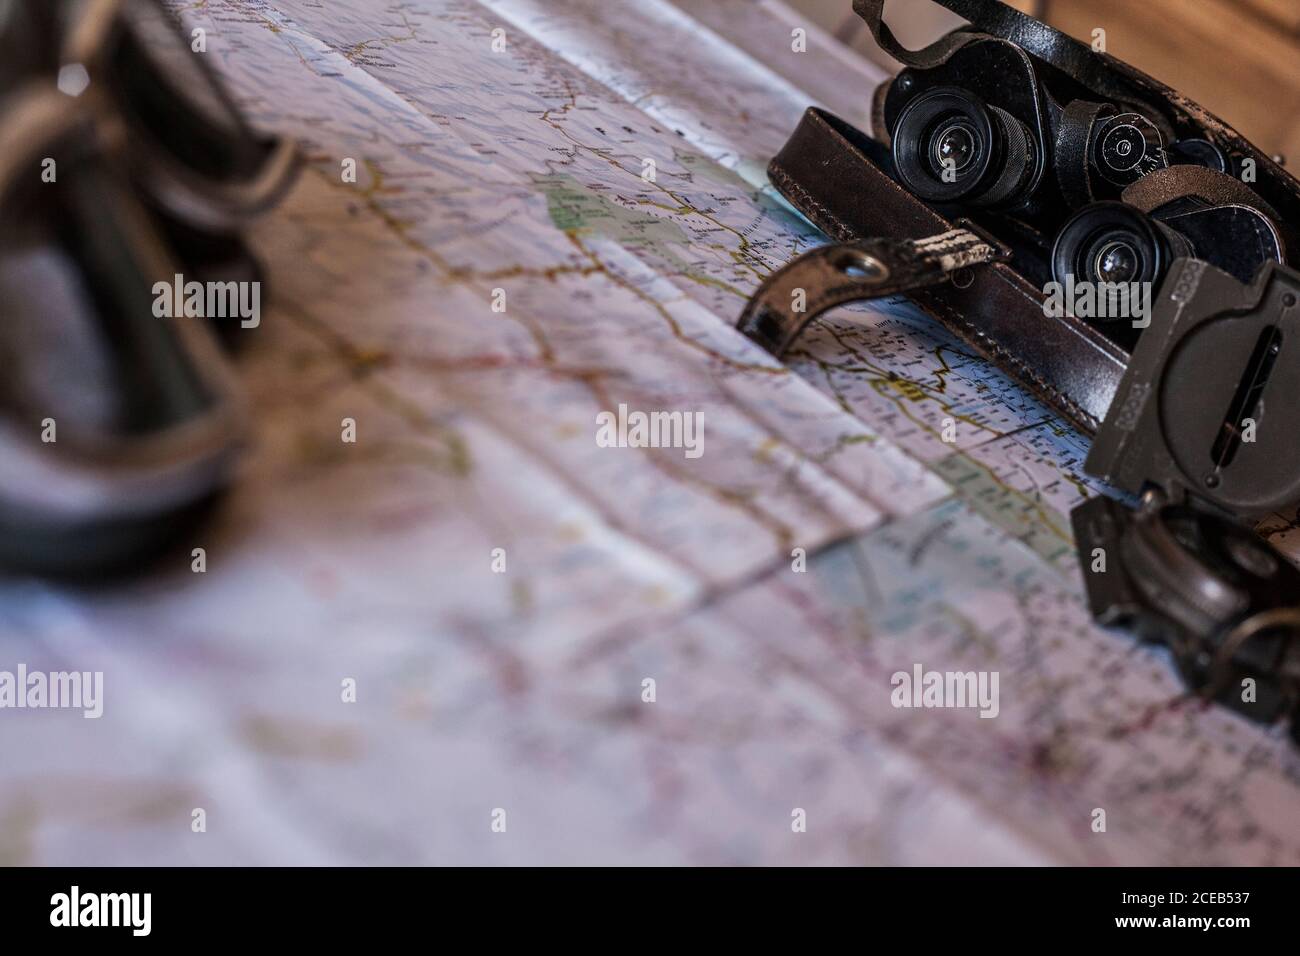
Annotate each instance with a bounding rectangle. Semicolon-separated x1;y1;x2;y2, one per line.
1092;239;1141;284
1050;201;1189;298
930;120;977;174
892;87;1038;208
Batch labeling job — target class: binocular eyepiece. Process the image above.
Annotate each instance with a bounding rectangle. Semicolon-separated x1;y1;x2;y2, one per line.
891;87;1040;209
1051;201;1188;292
1050;199;1285;306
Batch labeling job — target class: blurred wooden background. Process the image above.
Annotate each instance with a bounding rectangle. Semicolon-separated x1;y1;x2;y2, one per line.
790;0;1300;160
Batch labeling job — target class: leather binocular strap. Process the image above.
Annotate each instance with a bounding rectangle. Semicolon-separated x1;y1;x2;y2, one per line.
853;0;1132;104
739;108;1130;434
851;0;981;70
1053;99;1112;209
1122;164;1285;222
737;229;1002;356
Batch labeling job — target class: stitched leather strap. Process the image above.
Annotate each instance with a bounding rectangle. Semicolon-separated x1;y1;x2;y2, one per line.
737;228;1003;355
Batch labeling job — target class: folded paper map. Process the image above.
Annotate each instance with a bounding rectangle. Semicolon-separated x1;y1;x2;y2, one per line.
1;0;1298;865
